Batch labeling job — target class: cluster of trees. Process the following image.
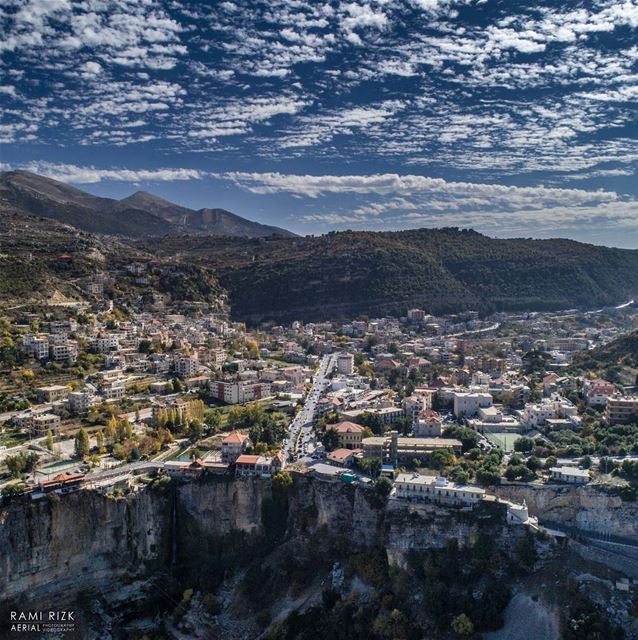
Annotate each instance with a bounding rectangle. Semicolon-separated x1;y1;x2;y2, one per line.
0;394;30;412
153;399;205;434
225;402;288;451
5;451;39;478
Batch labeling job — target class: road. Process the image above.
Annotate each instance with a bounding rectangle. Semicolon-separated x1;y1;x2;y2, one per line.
283;353;336;462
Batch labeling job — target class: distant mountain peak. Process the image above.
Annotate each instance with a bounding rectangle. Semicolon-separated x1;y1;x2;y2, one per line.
0;170;297;239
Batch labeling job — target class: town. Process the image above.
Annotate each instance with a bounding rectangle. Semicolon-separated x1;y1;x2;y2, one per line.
1;280;637;530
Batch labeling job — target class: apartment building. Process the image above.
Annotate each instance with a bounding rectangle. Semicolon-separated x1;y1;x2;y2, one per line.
336;353;354;375
605;396;638;425
210;381;271;405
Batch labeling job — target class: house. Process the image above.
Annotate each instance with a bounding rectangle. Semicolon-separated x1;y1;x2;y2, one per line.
209;380;271;404
68;390;93;414
326;448;357;466
234;454;280;478
37;385;69;403
221;430;250;463
30;413;61;433
550;466;590;484
328;421;364;449
413;411;442;437
176;355;198;378
395;473;485;507
38;472;84;494
583;379;616;407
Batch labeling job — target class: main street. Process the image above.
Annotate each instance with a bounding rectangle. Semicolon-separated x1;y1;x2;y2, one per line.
283;353;336;462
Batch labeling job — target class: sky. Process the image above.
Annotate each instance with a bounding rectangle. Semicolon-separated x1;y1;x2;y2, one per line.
1;0;638;247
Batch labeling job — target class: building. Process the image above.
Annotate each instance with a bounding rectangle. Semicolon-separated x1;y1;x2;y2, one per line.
362;431;462;464
176;355;198;378
407;308;426;323
453;392;492;418
36;385;69;403
221;430;250;463
68;390;93;414
605;396;638;424
210;381;271;405
336;353;354;375
413;411;442;437
51;342;78;363
101;381;126;400
583;379;617;407
93;334;120;354
328;421;364;449
550;466;590;484
395;473;485;507
326;448;357;466
29;413;61;434
234;453;283;478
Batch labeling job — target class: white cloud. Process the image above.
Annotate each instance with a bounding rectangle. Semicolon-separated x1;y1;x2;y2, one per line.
4;162;206;184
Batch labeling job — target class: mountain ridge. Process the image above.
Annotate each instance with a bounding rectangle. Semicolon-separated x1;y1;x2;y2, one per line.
0;170;296;239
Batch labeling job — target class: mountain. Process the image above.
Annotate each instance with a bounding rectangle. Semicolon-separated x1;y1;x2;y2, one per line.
121;190;295;237
0;170;173;238
573;327;638;384
0;171;295;238
142;228;638;322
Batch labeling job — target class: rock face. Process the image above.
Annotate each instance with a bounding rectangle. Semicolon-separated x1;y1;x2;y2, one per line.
493;482;638;541
4;475;636;612
0;487;172;605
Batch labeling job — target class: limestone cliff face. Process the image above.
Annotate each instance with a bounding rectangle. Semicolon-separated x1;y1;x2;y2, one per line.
0;487;171;605
177;477;268;535
493;482;638;540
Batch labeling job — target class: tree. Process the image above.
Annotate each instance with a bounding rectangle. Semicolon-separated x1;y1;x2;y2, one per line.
74;428;90;458
5;451;39;478
322;427;341;452
375;476;393;498
96;429;106;454
514;436;535;453
451;613;474;636
271;470;292;492
45;429;54;452
543;455;557;470
188;419;204;442
526;456;542;472
106;416;117;443
430;447;455;470
357;457;382;477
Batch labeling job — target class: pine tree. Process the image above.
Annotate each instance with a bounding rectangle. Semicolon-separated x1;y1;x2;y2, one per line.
74;428;90;458
45;429;54;451
106;416;117;443
96;429;105;454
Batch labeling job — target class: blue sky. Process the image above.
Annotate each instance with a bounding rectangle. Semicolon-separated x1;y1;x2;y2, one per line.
1;0;638;246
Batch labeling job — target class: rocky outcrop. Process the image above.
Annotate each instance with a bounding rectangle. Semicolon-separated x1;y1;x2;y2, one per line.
493;482;638;541
0;486;171;605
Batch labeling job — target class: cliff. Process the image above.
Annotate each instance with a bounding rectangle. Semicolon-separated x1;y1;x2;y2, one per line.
493;482;638;541
0;485;172;606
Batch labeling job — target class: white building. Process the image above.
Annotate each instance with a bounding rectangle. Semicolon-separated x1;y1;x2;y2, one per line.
337;353;354;375
453;392;493;418
395;473;485;507
550;466;590;484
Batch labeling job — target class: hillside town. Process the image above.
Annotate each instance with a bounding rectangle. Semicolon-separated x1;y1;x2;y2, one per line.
0;286;637;525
